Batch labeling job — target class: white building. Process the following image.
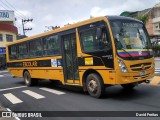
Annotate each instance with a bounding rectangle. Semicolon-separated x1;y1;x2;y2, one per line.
0;10;18;68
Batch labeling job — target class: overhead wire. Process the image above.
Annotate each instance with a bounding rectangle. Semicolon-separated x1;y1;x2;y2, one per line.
0;1;23;23
0;3;22;35
3;0;27;19
0;0;33;35
0;0;25;19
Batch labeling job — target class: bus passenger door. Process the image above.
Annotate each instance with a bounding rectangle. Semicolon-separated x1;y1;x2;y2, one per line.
61;32;80;84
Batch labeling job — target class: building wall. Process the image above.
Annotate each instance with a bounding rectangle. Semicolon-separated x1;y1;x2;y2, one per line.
149;7;160;37
0;27;17;68
152;17;160;35
146;18;154;36
0;22;17;55
0;10;17;68
0;31;17;47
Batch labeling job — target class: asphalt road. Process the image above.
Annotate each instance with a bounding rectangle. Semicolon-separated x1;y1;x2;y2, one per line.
0;70;160;120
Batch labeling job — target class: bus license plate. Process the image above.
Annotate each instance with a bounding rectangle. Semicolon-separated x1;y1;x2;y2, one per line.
140;71;146;76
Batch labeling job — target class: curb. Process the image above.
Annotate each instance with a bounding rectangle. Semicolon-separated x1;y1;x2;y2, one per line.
149;76;160;86
155;57;160;61
0;70;8;73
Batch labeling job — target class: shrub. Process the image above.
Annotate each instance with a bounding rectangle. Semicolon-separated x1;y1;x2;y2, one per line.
152;45;160;57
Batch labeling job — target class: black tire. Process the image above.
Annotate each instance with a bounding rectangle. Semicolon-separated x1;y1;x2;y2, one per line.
86;73;105;98
121;83;138;90
23;71;38;86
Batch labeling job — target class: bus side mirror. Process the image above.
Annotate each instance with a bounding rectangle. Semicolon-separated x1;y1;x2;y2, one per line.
96;28;102;40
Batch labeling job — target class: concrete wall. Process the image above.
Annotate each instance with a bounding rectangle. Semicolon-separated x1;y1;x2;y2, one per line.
0;31;17;47
146;18;154;36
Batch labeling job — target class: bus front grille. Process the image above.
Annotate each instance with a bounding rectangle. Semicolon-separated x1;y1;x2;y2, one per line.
133;73;150;80
130;62;152;71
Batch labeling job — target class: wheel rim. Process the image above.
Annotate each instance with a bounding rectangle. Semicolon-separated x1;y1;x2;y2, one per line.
25;74;29;84
88;79;98;93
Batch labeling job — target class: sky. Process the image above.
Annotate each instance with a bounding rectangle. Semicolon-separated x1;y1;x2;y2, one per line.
0;0;159;36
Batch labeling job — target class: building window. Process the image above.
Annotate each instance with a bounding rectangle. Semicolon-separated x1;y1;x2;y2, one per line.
6;34;13;42
0;34;3;42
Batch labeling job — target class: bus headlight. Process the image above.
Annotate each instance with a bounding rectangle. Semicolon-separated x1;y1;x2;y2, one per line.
118;59;128;72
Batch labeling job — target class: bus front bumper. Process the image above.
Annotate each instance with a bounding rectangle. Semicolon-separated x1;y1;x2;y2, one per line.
115;68;155;84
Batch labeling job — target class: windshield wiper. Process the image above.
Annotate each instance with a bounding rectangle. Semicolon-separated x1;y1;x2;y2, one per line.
121;48;134;59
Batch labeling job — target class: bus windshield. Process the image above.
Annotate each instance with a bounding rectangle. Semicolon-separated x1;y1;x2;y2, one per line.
110;20;153;59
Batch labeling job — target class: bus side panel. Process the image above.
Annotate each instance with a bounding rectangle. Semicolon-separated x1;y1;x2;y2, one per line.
96;70;116;85
8;68;65;84
29;69;64;82
78;71;84;86
8;69;23;77
80;69;116;85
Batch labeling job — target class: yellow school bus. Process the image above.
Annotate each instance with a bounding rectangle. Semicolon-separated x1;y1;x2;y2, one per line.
6;16;154;98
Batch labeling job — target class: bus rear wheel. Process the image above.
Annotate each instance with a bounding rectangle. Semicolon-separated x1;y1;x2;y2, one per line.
86;73;105;98
23;71;38;86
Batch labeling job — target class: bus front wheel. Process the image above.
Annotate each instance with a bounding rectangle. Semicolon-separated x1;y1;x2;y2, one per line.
86;73;105;98
23;71;38;86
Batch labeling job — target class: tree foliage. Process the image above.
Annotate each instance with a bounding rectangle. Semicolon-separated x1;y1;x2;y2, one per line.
135;15;148;24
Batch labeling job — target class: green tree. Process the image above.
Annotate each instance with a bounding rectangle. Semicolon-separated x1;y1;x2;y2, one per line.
135;15;148;24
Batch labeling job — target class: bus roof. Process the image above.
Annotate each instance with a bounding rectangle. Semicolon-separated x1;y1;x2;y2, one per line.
7;16;105;46
7;15;142;46
106;15;142;23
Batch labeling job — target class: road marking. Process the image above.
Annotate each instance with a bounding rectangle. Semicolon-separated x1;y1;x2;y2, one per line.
40;87;65;95
155;72;160;74
6;108;21;120
2;73;12;76
3;93;23;104
22;90;45;99
0;70;8;73
0;86;26;92
0;75;4;77
0;74;12;77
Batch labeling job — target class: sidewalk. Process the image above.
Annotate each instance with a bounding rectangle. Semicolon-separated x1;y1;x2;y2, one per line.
0;70;8;73
149;75;160;86
155;57;160;70
148;57;160;85
155;57;160;61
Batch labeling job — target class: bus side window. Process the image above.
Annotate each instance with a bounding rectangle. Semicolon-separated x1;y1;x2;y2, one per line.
80;28;96;52
9;45;17;60
29;38;43;58
18;42;28;59
43;35;60;56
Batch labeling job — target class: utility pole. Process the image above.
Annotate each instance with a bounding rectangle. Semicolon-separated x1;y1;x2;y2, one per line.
22;19;33;36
